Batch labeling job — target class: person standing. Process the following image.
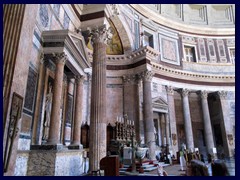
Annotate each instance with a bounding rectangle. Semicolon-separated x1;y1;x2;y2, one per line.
179;149;186;171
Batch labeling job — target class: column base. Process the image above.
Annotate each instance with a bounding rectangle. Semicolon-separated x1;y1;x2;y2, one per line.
30;144;64;150
68;144;83;150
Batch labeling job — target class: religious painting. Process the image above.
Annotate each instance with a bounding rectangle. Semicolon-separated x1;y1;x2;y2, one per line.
4;92;23;172
159;35;180;65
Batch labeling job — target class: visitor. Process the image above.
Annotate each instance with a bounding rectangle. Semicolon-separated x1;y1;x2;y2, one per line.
157;164;168;176
179;149;186;171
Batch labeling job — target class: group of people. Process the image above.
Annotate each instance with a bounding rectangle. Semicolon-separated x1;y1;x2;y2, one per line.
179;149;204;171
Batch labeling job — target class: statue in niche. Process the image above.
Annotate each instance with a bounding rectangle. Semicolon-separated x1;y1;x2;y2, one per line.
42;83;53;141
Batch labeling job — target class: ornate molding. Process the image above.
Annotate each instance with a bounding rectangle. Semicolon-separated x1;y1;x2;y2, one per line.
140;70;154;82
166;86;174;95
88;25;113;45
151;62;235;82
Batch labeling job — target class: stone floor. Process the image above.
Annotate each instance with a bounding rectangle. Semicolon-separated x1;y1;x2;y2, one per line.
139;164;186;176
85;157;235;176
121;157;235;176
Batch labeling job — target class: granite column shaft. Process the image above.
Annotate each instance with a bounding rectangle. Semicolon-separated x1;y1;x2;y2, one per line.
199;91;215;154
141;70;156;160
181;89;194;151
47;53;66;145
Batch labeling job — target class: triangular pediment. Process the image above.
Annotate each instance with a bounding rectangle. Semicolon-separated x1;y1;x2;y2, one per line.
152;96;168;113
70;35;88;61
152;96;168;106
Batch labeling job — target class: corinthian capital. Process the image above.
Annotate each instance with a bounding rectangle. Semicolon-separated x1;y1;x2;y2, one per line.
181;88;189;97
140;70;154;82
199;90;208;99
89;25;113;45
75;75;85;85
166;86;174;95
53;52;67;64
217;91;228;100
122;74;137;85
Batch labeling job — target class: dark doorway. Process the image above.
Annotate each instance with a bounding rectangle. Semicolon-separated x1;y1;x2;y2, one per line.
81;124;89;148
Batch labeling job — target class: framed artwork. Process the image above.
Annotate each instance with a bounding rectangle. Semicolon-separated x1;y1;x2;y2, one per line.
4;92;23;172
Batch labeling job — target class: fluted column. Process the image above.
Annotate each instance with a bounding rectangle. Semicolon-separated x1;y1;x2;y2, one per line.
166;86;178;156
199;91;215;154
181;89;194;151
3;5;26;129
89;25;112;171
141;70;156;160
69;75;85;149
46;53;67;145
217;91;232;157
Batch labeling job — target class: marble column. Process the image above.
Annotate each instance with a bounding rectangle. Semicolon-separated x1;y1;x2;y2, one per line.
61;78;68;145
181;89;194;151
157;116;162;146
89;25;112;171
86;73;92;125
141;70;156;160
134;75;141;142
217;91;232;157
166;86;178;156
160;113;165;146
69;75;85;149
164;113;170;146
199;91;215;155
46;53;67;145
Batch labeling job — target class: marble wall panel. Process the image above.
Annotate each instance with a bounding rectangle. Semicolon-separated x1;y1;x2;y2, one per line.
174;99;184;123
23;66;38;112
14;152;29;176
27;151;56;175
21;113;32;135
27;150;86;176
18;138;31;151
189;97;203;123
106;85;123;124
55;152;84;175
